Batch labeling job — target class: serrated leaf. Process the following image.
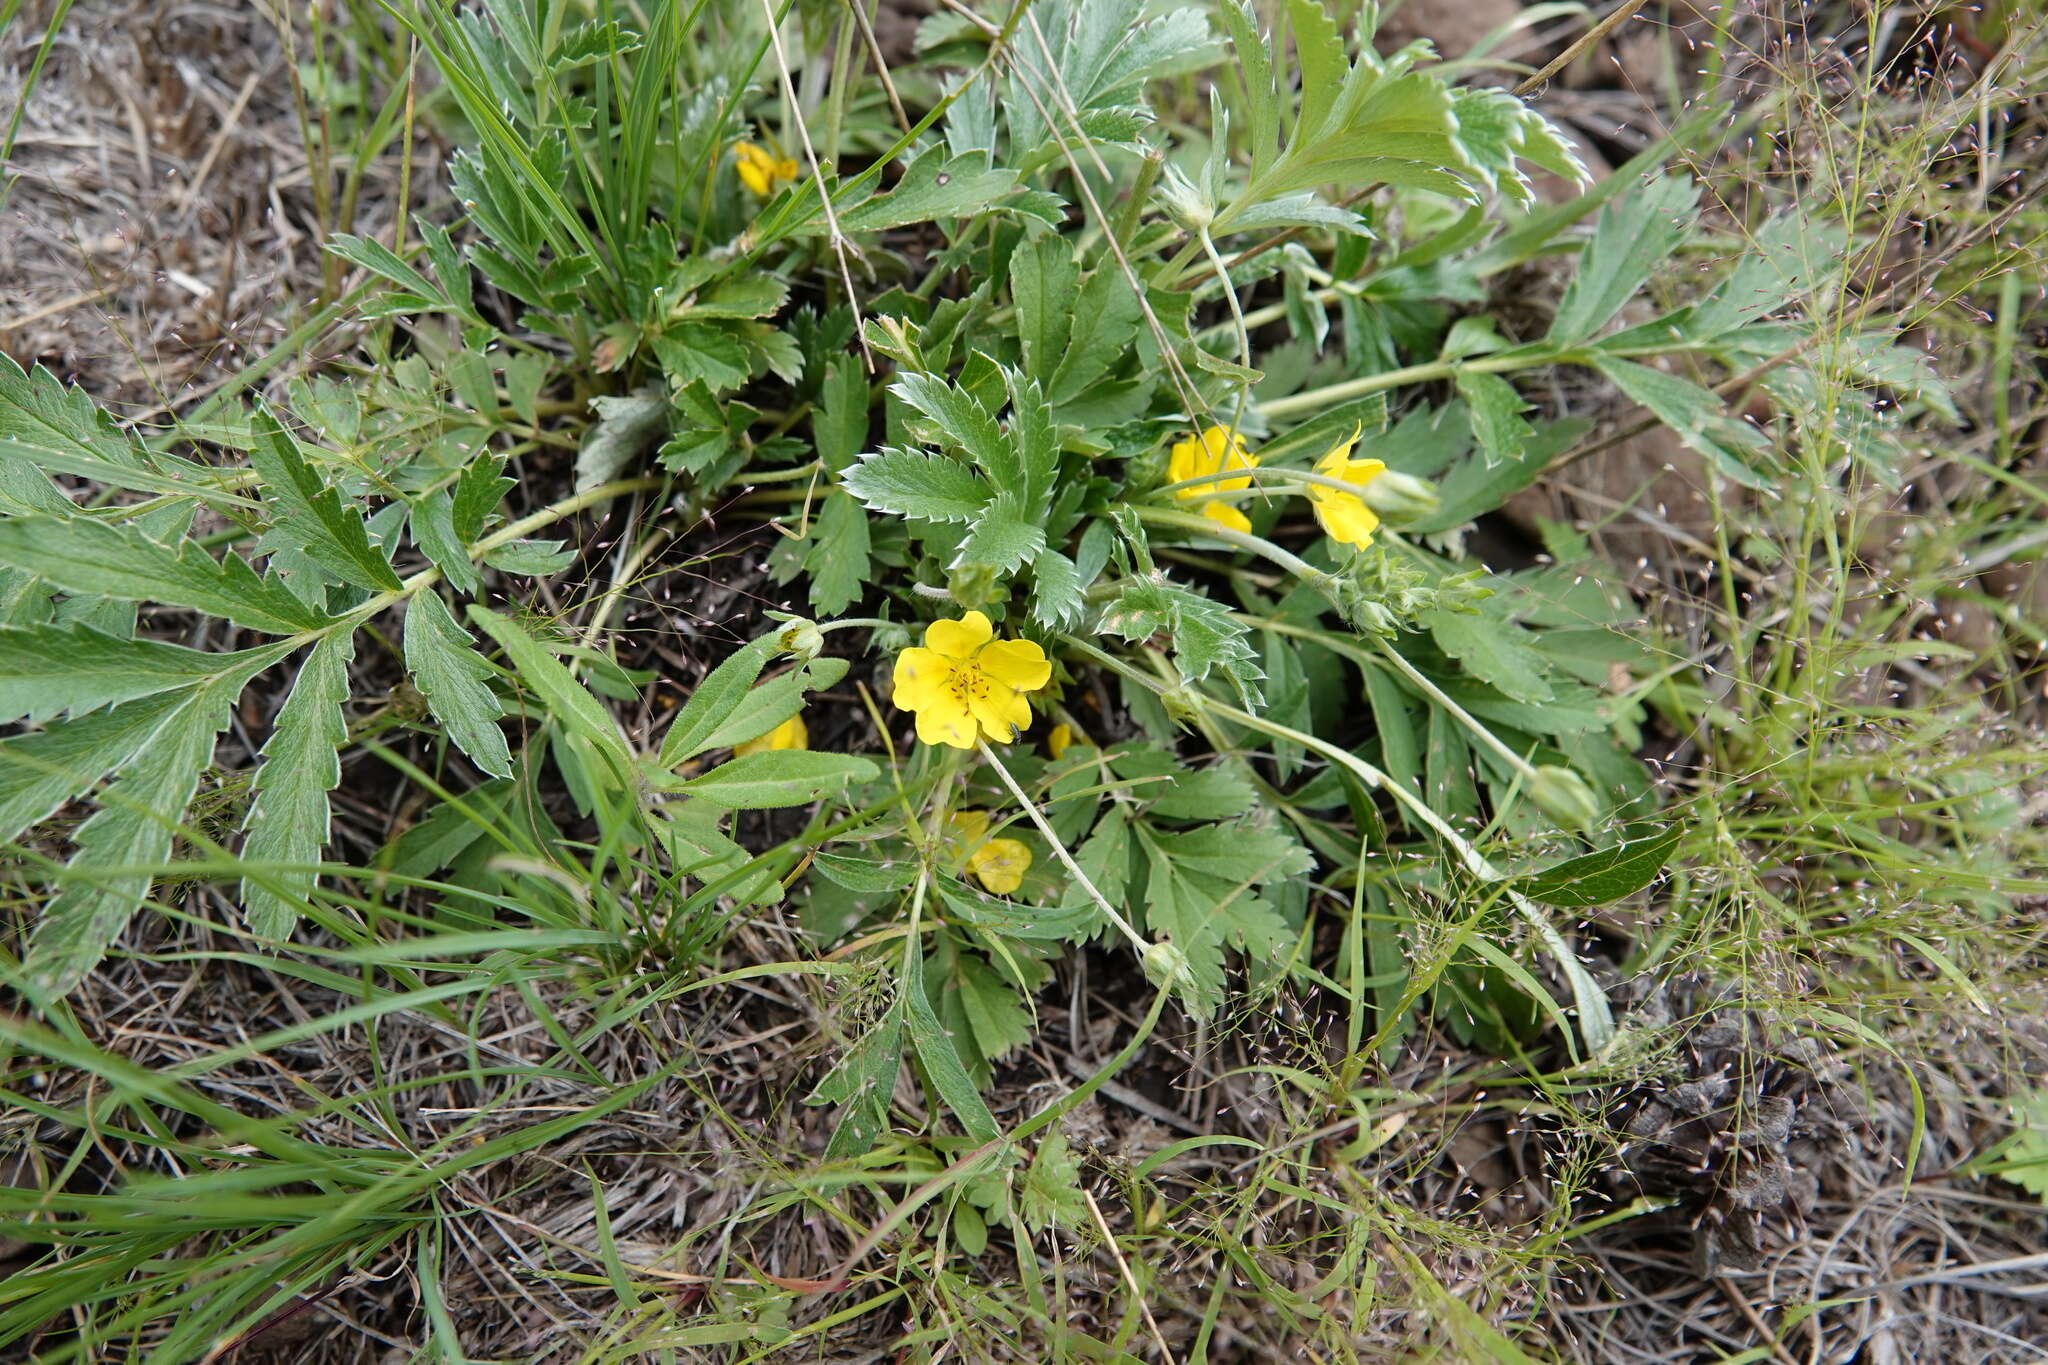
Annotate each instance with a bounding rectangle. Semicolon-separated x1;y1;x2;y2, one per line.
803;492;871;616
673;750;878;808
1519;823;1683;907
840;447;990;523
953;954;1033;1065
24;689;232;998
248;411;402;592
409;491;480;596
950;503;1045;575
1422;609;1555;705
1006;371;1059;511
240;632;354;937
481;538;577;576
814;357;869;473
0;691;192;844
1593;356;1772;486
1012;236;1076;382
1549;175;1698;342
452;454;515;542
0;625;294;726
0;517;328;635
467;605;631;775
894;370;1020;497
1030;549;1086;630
1456;370;1534;466
1047;266;1144;407
0;354;225;502
403;591;513;779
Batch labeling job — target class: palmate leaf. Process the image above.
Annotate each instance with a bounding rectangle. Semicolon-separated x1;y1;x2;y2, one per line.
403;590;513;779
0;625;296;725
0;517;330;636
249;410;402;592
893;371;1019;497
240;632;355;938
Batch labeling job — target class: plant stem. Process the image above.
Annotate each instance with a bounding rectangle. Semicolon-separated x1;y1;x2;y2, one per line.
976;740;1149;954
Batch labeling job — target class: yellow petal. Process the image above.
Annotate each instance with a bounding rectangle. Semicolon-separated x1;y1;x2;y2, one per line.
1201;500;1252;534
969;683;1033;744
914;699;979;749
892;647;955;713
1168;435;1202;490
975;636;1051;692
735;713;807;756
969;838;1031;895
1048;723;1074;759
1314;493;1381;548
924;611;994;661
773;156;798;184
948;809;992;847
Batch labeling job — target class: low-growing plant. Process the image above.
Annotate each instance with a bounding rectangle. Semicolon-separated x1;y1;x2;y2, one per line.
0;0;2005;1355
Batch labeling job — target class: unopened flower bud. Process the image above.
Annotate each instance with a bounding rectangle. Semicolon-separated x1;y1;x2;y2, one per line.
1360;469;1440;523
1142;940;1195;992
1530;765;1601;832
778;618;824;662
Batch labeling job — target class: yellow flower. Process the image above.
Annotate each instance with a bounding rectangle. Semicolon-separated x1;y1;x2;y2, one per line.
1047;722;1085;759
1168;425;1259;534
734;712;807;757
1308;426;1388;549
892;611;1051;750
733;140;798;197
947;810;1033;895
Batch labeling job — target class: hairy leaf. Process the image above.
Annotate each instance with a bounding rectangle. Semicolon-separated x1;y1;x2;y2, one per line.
240;632;355;938
840;447;990;523
0;625;294;726
403;591;513;779
0;517;329;635
248;411;403;593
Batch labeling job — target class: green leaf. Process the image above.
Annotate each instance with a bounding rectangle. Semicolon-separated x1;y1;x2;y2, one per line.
0;691;192;845
402;591;512;779
1422;609;1555;705
25;690;230;998
1100;576;1265;709
813;357;869;473
840;447;990;523
835;147;1020;234
673;750;878;808
467;605;632;774
1011;236;1077;382
1456;370;1534;466
1593;356;1772;486
894;370;1016;498
0;625;294;725
0;517;329;635
803;492;871;616
576;393;669;492
951;501;1045;575
695;658;848;754
409;491;480;596
1519;823;1683;907
807;1005;905;1159
1139;821;1306;1016
248;410;403;592
1030;549;1087;630
905;945;1000;1141
452;453;514;542
240;632;354;938
1549;174;1697;342
656;634;777;768
0;354;224;502
1047;266;1145;407
953;954;1034;1065
1006;371;1060;510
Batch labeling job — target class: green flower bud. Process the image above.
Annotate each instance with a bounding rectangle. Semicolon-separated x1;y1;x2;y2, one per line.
1360;469;1441;523
1155;163;1214;233
1530;765;1602;832
777;618;824;662
1142;940;1195;993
